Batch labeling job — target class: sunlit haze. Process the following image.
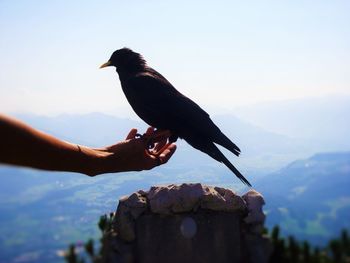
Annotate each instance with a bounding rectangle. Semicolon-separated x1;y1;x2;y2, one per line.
1;1;349;117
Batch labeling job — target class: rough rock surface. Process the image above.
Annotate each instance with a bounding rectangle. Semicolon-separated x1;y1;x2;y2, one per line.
102;183;270;263
147;183;246;214
243;190;266;227
242;190;271;263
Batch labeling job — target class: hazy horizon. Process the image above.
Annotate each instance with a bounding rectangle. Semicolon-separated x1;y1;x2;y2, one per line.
4;93;350;119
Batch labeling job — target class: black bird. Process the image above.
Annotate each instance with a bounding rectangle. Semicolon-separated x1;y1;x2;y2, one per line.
100;48;251;186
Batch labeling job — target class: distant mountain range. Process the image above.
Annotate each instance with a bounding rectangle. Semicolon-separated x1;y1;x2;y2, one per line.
255;151;350;245
1;150;349;262
0;103;349;262
234;95;350;151
12;112;319;176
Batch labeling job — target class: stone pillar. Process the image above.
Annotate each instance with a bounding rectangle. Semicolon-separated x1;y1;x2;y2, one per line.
101;183;270;263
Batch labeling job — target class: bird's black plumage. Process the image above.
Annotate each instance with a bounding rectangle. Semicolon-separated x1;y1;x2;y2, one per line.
101;48;251;186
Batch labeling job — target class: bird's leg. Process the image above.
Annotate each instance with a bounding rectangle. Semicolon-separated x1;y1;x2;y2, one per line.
139;129;175;158
135;132;155;148
147;133;178;157
149;143;171;157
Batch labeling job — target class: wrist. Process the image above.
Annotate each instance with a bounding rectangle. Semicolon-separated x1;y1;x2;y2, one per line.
78;145;122;176
75;145;102;176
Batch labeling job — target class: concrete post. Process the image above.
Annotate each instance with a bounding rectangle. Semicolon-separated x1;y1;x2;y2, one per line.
100;183;270;263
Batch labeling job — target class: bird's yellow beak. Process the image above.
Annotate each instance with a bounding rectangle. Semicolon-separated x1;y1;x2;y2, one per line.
99;61;112;69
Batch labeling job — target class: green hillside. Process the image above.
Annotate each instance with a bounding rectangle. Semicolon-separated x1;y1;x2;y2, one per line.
256;152;350;244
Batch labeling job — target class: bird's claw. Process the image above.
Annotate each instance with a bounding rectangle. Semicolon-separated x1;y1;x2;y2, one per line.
134;133;155;149
135;133;142;139
147;141;155;149
135;129;172;156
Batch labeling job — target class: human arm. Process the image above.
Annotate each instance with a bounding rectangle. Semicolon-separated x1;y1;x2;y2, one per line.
0;114;176;175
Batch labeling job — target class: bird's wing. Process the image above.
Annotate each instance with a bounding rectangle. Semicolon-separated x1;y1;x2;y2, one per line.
125;72;241;156
125;72;217;135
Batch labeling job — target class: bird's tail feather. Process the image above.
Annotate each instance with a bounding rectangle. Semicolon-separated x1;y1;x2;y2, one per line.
193;140;251;187
221;156;252;187
214;133;241;157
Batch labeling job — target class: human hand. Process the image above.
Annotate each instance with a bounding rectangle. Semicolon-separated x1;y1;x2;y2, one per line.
85;127;177;176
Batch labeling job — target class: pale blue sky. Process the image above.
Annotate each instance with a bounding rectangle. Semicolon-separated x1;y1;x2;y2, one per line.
1;0;349;116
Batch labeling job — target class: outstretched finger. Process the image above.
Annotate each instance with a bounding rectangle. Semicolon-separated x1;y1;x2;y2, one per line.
158;144;177;165
153;139;167;152
126;128;138;140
